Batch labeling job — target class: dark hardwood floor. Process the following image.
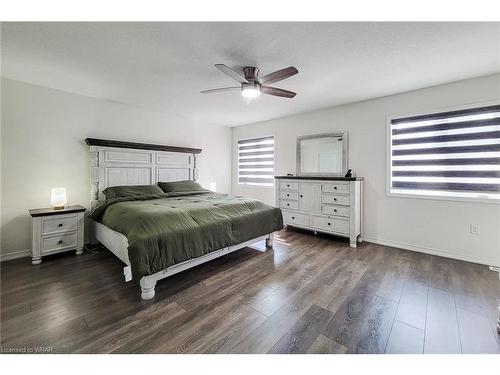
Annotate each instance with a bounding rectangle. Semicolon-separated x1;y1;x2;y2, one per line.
1;229;499;354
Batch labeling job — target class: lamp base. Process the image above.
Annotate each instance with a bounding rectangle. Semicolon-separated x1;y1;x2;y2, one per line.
53;206;65;210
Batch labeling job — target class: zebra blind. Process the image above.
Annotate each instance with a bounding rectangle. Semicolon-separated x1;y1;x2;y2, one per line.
238;136;275;186
390;104;500;200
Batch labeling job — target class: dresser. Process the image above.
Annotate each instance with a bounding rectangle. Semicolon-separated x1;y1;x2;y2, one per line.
275;176;363;247
29;205;86;264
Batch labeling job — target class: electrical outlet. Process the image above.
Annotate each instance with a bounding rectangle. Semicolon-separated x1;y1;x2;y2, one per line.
470;224;480;235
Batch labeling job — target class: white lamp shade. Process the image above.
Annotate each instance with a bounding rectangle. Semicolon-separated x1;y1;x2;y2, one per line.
209;181;217;192
51;188;67;207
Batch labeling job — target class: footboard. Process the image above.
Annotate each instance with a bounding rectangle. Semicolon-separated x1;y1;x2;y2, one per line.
95;221;275;300
138;233;274;300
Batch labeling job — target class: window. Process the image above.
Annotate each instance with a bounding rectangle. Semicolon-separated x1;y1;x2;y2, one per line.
389;104;500;201
238;136;275;186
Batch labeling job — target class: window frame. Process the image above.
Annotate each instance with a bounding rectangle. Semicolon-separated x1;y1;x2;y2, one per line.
386;100;500;205
237;134;276;188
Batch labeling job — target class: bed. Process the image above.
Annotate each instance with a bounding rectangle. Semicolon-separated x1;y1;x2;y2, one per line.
86;138;283;300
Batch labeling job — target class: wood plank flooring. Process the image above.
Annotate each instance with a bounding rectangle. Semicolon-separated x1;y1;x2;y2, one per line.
1;229;499;354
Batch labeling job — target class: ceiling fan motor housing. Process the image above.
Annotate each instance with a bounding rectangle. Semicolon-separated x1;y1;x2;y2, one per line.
243;66;259;81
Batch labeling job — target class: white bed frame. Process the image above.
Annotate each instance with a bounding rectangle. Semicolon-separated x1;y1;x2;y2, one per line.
87;139;274;300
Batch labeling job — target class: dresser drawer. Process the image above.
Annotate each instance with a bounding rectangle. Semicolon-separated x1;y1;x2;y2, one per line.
283;211;310;227
322;204;350;217
322;183;349;194
42;232;78;254
279;191;298;200
322;194;350;206
42;214;77;235
280;200;299;210
280;181;299;190
311;216;349;234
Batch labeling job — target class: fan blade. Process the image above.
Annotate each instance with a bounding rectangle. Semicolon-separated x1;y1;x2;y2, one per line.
215;64;249;84
259;66;298;85
261;86;296;98
200;87;240;94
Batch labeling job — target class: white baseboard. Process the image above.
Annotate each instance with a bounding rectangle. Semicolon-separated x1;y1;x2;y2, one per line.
0;249;31;262
362;236;500;268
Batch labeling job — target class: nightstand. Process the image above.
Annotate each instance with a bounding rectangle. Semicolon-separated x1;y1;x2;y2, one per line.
28;205;86;265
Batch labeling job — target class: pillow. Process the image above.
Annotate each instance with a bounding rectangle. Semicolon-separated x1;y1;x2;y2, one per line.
158;180;207;193
102;185;164;200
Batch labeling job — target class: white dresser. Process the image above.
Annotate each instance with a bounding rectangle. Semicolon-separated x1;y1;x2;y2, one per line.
275;176;363;247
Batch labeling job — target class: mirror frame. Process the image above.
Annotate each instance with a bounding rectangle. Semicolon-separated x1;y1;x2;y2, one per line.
296;131;348;177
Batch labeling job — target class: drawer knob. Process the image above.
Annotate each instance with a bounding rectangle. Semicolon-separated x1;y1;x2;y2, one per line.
287;203;290;206
334;209;337;212
327;222;331;226
58;223;63;227
334;186;337;190
292;216;295;220
58;240;63;244
287;184;290;187
300;194;303;198
287;194;289;197
334;198;337;201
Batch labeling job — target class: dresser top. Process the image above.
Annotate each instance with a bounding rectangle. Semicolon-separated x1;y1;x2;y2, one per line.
29;205;86;217
274;175;364;181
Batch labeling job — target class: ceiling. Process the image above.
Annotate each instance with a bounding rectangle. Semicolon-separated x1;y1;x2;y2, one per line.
2;22;500;126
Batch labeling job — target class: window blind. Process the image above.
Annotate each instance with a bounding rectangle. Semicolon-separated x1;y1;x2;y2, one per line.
390;104;500;199
238;136;274;186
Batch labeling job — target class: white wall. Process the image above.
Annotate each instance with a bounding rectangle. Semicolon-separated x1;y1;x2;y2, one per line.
1;78;231;259
232;74;500;267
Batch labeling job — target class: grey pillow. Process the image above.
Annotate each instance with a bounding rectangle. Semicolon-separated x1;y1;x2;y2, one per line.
102;185;164;199
157;180;207;193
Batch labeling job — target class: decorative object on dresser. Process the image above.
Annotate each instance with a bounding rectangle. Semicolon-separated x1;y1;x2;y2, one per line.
29;205;86;265
275;176;363;248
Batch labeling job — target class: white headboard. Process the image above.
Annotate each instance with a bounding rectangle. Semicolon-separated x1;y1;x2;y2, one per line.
86;138;202;208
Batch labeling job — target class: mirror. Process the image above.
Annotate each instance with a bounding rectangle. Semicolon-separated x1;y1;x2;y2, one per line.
296;132;348;176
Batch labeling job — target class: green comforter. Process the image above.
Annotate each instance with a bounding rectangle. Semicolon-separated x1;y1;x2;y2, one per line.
89;191;283;280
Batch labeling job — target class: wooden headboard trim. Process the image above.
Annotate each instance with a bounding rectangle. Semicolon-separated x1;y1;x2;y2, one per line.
85;138;202;155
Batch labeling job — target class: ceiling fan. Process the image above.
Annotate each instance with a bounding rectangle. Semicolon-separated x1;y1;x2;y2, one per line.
201;64;298;99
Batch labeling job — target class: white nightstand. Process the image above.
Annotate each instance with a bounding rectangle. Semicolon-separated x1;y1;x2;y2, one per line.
29;205;86;265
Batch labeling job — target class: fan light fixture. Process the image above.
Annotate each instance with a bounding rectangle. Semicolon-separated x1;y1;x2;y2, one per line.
241;85;261;99
201;65;298;99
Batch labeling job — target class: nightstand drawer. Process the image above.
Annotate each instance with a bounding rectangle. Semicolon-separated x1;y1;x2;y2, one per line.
42;233;78;254
42;214;77;235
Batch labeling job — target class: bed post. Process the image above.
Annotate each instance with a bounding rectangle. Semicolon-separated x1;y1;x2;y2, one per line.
140;276;157;300
265;232;274;249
